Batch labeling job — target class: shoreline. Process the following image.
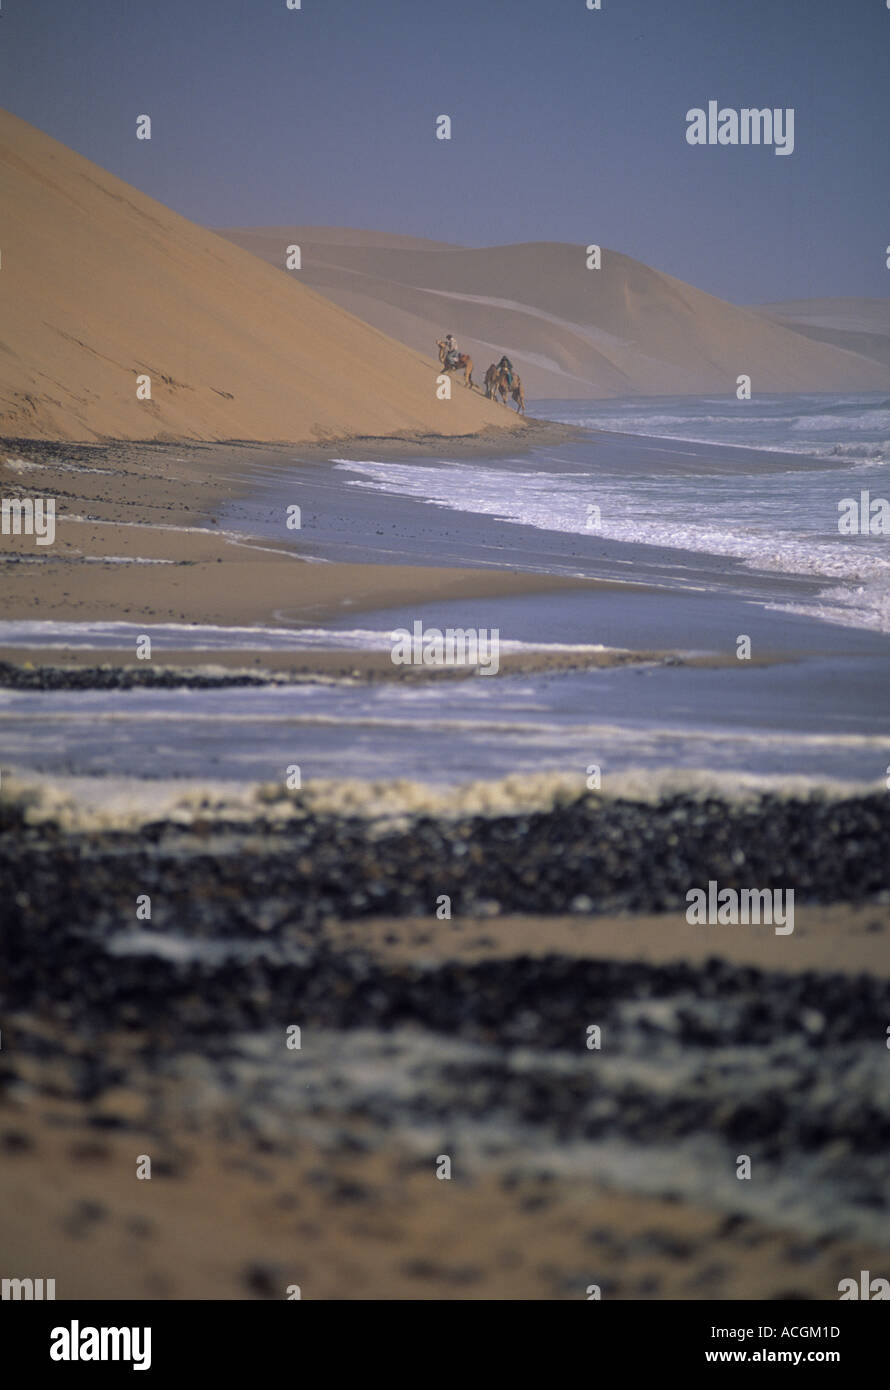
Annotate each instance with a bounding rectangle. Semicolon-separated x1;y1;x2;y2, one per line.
2;424;881;660
2;423;887;794
0;416;584;526
0;529;644;630
0;421;649;648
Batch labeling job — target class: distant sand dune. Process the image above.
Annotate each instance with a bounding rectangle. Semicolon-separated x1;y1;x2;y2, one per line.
754;298;890;372
221;227;890;399
0;110;518;443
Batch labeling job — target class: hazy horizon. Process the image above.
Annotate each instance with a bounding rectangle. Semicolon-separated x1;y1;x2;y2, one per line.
2;0;888;306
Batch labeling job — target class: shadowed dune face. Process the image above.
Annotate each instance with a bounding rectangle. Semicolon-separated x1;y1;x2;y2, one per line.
221;227;890;400
0;110;519;443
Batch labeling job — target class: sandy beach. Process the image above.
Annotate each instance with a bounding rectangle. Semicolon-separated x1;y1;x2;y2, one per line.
2;67;889;1316
0;432;605;630
6;1099;889;1302
3;417;890;1304
3;1089;888;1302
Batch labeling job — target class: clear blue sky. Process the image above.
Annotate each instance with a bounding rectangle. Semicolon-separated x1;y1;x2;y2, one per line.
2;0;888;303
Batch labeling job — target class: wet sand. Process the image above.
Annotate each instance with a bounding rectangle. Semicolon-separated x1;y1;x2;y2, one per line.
0;531;623;631
1;424;578;532
1;431;870;680
0;428;649;641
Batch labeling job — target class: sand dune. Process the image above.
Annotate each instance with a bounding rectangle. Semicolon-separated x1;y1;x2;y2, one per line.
221;227;890;399
0;111;518;443
754;298;890;372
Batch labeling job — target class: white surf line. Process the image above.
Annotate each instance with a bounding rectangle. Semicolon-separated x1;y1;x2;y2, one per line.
3;710;888;748
3;457;117;475
0;619;352;646
53;513;313;561
62;514;223;536
217;535;320;560
0;621;629;653
561;421;841;462
0;552;177;565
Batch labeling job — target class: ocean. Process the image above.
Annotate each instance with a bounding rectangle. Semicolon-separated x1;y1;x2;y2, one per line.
335;391;890;634
2;391;888;794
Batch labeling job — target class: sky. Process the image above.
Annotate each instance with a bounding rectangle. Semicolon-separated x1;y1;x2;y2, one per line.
1;0;888;304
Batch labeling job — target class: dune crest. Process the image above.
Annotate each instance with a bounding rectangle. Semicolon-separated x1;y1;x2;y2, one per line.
0;110;517;443
221;227;890;399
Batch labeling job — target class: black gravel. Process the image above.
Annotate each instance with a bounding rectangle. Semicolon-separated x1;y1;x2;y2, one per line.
3;788;888;1239
0;661;277;691
2;792;887;931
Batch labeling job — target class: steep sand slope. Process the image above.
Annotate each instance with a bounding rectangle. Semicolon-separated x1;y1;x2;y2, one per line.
0;111;518;443
754;298;890;372
222;227;890;399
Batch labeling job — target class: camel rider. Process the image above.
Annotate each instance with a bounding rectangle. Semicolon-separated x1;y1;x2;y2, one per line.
444;333;460;368
497;354;514;387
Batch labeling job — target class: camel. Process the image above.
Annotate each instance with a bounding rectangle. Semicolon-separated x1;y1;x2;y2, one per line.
483;363;500;399
437;339;474;388
487;363;525;413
